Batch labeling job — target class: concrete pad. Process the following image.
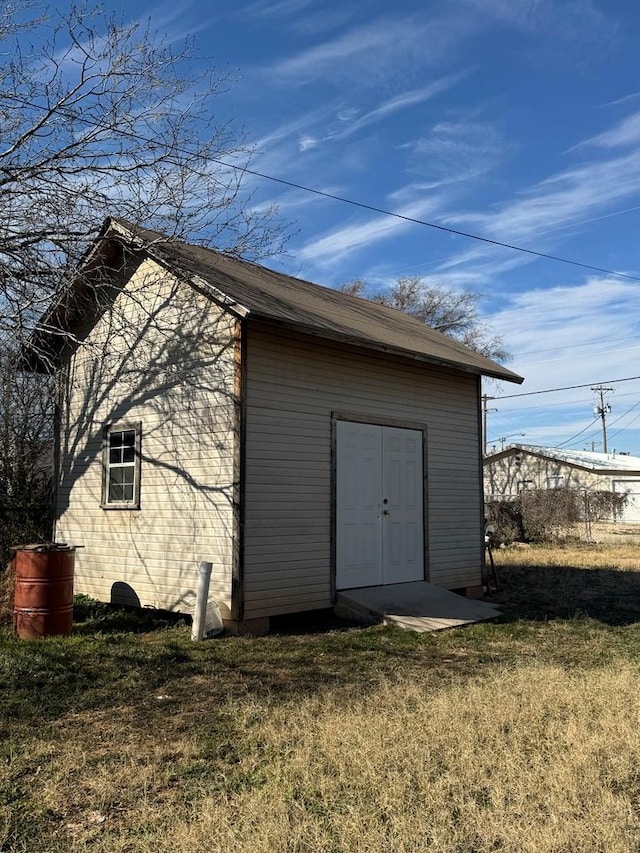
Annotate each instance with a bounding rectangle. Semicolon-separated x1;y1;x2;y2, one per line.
335;581;501;633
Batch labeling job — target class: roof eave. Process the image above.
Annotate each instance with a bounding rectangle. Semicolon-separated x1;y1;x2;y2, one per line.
483;446;640;474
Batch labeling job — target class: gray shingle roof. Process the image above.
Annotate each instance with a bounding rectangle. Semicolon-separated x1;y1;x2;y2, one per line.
25;217;524;384
115;219;522;384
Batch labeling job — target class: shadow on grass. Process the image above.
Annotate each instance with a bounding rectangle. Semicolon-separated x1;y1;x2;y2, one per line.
72;594;190;635
1;591;426;725
5;562;640;734
489;562;640;626
269;608;360;636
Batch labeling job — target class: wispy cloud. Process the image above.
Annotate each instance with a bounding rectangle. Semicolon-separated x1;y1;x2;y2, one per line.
453;0;615;44
577;110;640;150
490;278;640;390
602;91;640;108
251;106;334;154
435;140;640;278
240;0;316;17
268;13;476;85
130;0;218;43
297;197;447;266
401;117;507;187
329;73;470;141
485;277;640;447
298;134;319;152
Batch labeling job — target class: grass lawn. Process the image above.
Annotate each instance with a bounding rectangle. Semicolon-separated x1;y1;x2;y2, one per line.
2;544;640;851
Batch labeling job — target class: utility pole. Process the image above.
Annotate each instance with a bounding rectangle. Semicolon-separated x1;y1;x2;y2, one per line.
591;386;613;453
498;432;525;450
481;395;497;455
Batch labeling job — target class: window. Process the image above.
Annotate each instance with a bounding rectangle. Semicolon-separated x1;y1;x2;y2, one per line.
102;424;141;508
546;475;565;489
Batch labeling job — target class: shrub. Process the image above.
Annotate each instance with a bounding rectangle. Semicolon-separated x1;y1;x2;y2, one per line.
586;490;628;522
486;488;627;544
519;488;582;542
486;499;523;546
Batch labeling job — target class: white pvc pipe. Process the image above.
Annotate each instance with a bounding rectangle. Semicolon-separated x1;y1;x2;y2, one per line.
191;561;213;641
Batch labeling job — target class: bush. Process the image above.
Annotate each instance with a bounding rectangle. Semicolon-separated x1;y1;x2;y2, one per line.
586;490;627;522
519;488;581;542
485;499;523;546
0;559;15;625
0;503;53;569
486;488;627;545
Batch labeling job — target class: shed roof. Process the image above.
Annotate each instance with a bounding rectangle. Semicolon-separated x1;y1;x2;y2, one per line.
26;217;523;384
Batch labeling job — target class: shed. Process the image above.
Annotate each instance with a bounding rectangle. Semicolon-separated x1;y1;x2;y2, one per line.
484;444;640;522
26;218;522;632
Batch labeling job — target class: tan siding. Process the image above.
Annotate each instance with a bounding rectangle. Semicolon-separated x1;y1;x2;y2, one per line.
56;258;237;614
243;324;482;619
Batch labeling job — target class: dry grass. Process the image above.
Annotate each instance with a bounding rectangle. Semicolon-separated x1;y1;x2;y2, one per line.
4;666;640;852
187;666;640;853
490;541;640;625
494;540;640;571
4;543;640;851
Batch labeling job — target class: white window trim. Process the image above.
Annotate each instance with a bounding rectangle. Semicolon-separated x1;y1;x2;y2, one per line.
101;422;142;510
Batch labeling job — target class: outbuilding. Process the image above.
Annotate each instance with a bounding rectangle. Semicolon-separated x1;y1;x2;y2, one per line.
27;218;522;632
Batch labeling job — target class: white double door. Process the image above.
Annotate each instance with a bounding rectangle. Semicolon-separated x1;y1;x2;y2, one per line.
336;420;424;590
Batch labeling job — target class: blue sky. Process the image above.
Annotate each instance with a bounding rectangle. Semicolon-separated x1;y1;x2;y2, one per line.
91;1;640;452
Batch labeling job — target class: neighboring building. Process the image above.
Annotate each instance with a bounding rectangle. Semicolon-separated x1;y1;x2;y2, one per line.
484;444;640;521
26;217;522;633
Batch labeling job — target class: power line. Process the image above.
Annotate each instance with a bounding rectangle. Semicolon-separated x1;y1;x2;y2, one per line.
496;390;640;415
198;169;640;283
604;398;640;430
495;374;640;400
554;417;600;449
516;330;640;357
608;407;640;442
7;92;640;284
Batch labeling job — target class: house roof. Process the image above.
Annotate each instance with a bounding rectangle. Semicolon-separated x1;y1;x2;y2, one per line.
485;443;640;474
25;217;523;384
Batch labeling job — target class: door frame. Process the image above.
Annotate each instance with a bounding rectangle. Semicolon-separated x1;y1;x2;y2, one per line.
330;410;429;601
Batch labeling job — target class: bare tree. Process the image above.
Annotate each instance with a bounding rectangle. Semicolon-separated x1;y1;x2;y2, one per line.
0;2;288;553
0;347;54;560
0;1;286;343
340;276;508;362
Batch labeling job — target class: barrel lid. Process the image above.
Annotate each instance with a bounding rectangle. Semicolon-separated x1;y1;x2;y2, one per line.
11;542;76;552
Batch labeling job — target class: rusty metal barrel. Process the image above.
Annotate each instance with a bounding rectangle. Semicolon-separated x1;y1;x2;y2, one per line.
13;544;76;639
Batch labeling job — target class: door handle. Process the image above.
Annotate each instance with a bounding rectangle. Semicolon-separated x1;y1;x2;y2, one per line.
383;509;391;516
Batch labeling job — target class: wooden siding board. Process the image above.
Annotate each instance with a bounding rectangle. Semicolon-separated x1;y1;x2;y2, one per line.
243;325;483;619
56;258;237;612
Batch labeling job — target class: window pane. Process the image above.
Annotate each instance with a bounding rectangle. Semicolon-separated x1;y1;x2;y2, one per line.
110;468;125;485
122;431;136;447
110;448;121;464
109;482;125;501
110;432;124;448
122;484;134;502
122;447;135;464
